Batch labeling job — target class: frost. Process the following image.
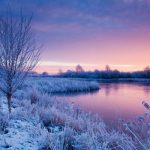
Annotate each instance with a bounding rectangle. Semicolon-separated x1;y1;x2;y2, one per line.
0;77;149;150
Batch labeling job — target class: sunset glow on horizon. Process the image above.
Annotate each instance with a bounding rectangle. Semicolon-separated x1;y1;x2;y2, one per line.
1;0;150;73
35;61;147;74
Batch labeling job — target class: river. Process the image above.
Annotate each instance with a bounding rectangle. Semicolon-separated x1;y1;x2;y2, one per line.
59;82;150;125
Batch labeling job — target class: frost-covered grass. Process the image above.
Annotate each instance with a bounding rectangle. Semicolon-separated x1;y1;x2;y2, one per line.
22;77;100;94
0;77;150;150
0;95;136;150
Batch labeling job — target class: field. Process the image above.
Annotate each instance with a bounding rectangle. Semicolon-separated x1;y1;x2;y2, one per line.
0;77;150;150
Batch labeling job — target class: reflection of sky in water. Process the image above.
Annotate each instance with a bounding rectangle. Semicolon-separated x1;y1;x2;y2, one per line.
57;83;150;124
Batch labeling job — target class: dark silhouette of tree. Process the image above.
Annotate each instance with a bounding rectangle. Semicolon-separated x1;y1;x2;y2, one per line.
76;65;84;72
144;66;150;72
42;72;49;76
105;65;111;72
144;66;150;78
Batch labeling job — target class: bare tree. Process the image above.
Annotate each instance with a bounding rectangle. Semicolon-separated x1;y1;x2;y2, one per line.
76;64;84;72
144;66;150;72
0;9;41;113
105;65;111;72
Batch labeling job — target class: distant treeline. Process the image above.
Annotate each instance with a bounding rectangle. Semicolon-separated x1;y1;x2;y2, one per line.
58;69;150;79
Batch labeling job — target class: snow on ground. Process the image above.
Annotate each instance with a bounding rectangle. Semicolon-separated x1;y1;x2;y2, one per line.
0;77;150;150
0;120;39;150
0;98;39;150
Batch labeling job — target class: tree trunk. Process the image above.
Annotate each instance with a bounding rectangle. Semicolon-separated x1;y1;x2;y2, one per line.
7;94;12;113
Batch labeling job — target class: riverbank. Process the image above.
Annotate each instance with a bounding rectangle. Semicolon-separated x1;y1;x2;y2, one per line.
0;94;139;150
0;78;150;150
23;77;100;94
58;77;150;83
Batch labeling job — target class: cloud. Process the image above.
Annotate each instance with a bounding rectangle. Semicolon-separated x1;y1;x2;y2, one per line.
1;0;150;42
123;0;150;3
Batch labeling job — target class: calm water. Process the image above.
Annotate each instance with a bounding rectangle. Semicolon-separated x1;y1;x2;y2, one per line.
60;83;150;124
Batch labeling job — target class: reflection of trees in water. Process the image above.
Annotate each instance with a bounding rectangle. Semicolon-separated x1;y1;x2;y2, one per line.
53;90;99;97
143;86;150;96
113;83;119;92
102;82;150;97
134;82;150;96
103;83;120;96
104;85;111;96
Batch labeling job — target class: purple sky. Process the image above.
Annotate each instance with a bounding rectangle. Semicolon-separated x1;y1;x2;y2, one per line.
1;0;150;73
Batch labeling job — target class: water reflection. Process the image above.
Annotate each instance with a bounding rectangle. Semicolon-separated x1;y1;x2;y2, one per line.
53;89;99;97
103;83;119;96
57;83;150;124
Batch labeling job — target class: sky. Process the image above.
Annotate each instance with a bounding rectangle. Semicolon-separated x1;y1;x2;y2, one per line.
0;0;150;73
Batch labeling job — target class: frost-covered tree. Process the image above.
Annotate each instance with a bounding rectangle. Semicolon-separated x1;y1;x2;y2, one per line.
0;9;41;113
